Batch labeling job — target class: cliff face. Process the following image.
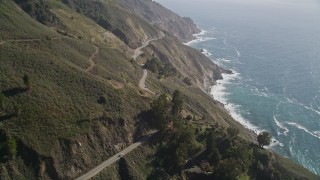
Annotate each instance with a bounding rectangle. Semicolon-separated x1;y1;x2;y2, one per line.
146;33;226;90
60;0;224;90
0;1;223;179
117;0;200;43
0;0;317;179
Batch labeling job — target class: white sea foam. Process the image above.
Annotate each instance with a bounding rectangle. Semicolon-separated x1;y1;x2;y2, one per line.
248;85;270;98
216;58;232;63
187;28;266;138
200;48;212;57
286;97;298;104
235;48;241;57
184;30;216;46
302;105;320;116
210;72;262;135
313;131;320;138
196;29;207;36
184;37;215;46
268;137;284;149
285;122;320;139
273;115;289;135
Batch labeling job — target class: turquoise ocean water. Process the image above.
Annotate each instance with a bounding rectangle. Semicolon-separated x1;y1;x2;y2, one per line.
157;0;320;175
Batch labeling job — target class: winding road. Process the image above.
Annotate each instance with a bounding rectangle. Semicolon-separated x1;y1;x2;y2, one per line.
85;45;99;72
133;32;165;94
75;131;158;180
139;69;156;94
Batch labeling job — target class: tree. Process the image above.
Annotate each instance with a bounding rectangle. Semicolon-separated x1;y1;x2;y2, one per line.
97;96;107;104
206;130;216;151
23;74;31;90
257;131;271;147
171;90;183;116
144;57;161;73
227;127;239;140
14;105;21;117
215;158;244;180
151;94;171;131
208;146;221;165
0;93;4;111
6;136;17;159
226;145;253;170
183;77;192;86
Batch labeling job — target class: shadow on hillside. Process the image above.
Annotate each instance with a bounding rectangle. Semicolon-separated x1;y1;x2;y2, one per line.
2;87;27;97
0;114;15;122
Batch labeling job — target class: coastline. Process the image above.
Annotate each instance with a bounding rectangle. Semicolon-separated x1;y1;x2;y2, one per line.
185;27;284;148
184;29;260;130
183;30;216;46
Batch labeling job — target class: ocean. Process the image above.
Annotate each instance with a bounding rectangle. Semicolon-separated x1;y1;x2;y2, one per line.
157;0;320;175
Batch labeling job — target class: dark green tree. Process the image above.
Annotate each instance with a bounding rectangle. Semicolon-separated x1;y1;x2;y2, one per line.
226;145;253;170
14;105;21;117
151;94;171;131
215;158;244;179
208;146;221;165
183;77;192;86
6;136;17;159
144;57;161;73
171;90;183;116
23;74;31;90
163;121;199;173
0;93;5;111
206;130;216;151
227;127;239;140
257;131;271;147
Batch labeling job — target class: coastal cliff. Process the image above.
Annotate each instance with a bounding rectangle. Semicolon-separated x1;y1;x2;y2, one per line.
117;0;201;43
0;0;318;179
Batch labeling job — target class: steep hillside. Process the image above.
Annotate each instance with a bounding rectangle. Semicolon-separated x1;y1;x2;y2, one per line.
60;0;160;48
58;0;226;89
0;1;149;179
0;0;318;179
117;0;200;43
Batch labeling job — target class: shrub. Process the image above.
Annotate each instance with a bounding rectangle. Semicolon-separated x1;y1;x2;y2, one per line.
97;96;107;104
144;57;161;73
171;90;183;116
186;115;192;121
183;77;192;86
0;93;5;111
257;131;271;147
6;136;17;160
13;105;21;117
227;127;239;139
23;74;31;90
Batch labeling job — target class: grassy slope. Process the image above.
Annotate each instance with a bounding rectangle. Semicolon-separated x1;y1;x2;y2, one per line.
0;0;318;179
0;1;151;178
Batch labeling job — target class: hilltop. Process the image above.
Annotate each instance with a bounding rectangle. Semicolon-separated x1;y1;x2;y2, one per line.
0;0;318;179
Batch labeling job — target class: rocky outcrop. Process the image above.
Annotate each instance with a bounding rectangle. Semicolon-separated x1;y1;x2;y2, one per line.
145;33;226;90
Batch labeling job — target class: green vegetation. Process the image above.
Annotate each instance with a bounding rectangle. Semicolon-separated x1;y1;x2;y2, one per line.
257;131;271;147
6;136;17;159
23;74;31;90
0;0;317;179
0;133;17;161
144;57;178;78
61;0;159;48
183;77;192;86
144;96;317;179
171;90;183;116
0;93;5;111
148;91;200;175
14;0;60;26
